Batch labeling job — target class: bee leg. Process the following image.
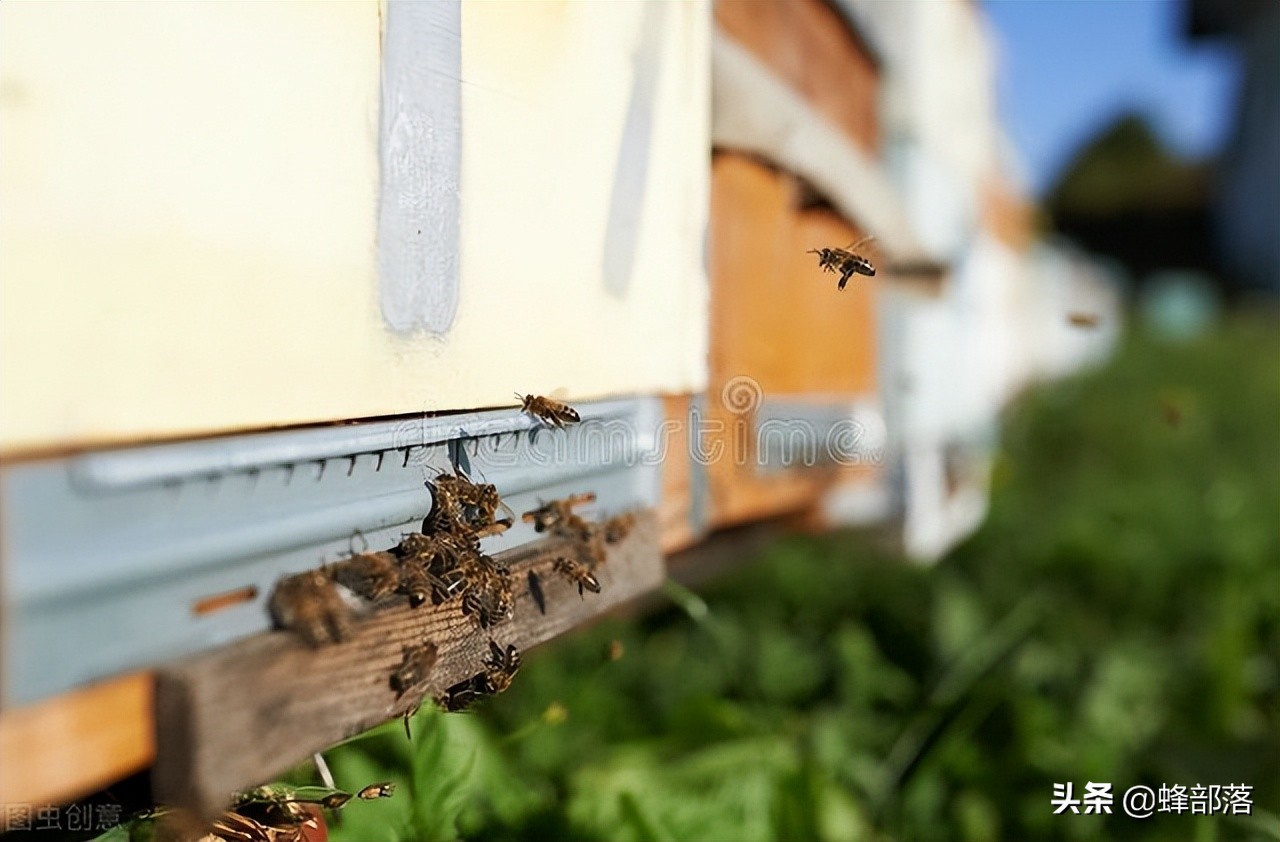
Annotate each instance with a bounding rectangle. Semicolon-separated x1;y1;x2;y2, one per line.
402;705;418;740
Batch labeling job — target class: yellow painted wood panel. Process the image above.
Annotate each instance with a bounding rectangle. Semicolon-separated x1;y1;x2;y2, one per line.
0;2;710;454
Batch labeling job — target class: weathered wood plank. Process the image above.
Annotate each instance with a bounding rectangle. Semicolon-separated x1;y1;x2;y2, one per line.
153;512;662;816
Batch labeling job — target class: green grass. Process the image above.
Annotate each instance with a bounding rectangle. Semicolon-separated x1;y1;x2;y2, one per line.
252;314;1280;841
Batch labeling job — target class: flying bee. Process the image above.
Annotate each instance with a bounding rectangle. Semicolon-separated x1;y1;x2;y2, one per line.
390;642;439;699
553;556;602;597
328;550;400;602
357;782;396;801
602;512;637;545
580;527;608;568
1067;312;1101;328
522;492;597;533
808;235;877;290
472;519;513;539
517;392;581;428
268;569;353;646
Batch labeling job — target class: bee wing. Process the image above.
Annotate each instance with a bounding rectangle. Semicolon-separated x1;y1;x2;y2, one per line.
842;234;876;253
546;387;571;401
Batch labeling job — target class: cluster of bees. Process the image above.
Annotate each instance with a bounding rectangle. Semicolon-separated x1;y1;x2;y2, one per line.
267;393;636;717
808;235;877;290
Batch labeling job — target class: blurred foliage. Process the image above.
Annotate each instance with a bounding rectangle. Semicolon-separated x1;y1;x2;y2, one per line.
87;314;1274;842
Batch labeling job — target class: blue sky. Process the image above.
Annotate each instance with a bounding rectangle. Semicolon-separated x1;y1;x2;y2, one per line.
982;0;1241;197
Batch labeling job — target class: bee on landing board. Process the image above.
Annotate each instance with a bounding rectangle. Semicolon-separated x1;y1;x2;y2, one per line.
808;235;877;290
553;556;602;597
517;392;581;428
458;554;515;629
481;639;522;694
429;473;513;531
390;642;439;699
327;550;400;603
268;569;353;647
438;640;522;711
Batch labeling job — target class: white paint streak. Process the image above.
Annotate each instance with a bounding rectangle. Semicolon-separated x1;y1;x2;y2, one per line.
378;1;461;334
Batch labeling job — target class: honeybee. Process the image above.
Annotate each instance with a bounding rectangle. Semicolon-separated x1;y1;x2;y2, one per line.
522;492;596;534
390;642;439;699
357;782;396;801
524;492;608;566
439;640;522;712
471;519;513;539
328;551;400;602
517;393;581;428
458;556;514;629
579;529;608;568
482;639;522;694
808;235;877;290
439;674;488;712
395;533;466;607
553;556;602;597
429;473;513;533
268;570;353;646
602;512;637;545
1067;312;1100;328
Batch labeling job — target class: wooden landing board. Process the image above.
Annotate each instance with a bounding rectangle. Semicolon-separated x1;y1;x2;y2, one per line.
153;512;662;817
